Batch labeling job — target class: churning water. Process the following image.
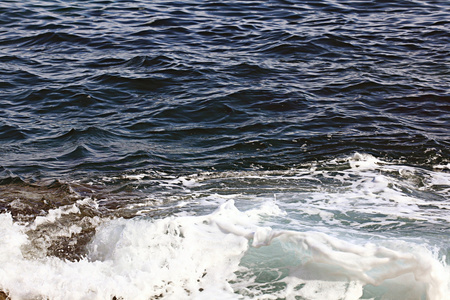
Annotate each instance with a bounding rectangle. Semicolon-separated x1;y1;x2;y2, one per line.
0;0;449;299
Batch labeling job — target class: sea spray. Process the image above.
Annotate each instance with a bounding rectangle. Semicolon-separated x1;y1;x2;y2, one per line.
0;199;448;299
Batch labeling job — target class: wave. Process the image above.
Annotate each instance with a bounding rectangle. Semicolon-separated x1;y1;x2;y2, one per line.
0;198;448;299
0;153;449;298
2;0;449;177
0;124;27;141
4;32;91;48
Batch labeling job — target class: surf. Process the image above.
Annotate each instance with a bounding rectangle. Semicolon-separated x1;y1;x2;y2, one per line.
0;196;448;299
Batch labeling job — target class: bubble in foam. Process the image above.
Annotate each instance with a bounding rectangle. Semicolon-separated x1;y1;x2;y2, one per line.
347;152;384;170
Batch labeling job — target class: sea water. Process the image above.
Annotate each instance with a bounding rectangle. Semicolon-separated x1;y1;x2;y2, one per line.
0;154;448;299
0;0;449;299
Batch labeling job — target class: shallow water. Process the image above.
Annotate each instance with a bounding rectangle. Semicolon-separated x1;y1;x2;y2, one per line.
0;0;449;299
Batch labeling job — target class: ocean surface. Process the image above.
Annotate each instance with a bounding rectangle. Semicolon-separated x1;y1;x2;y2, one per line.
0;0;449;299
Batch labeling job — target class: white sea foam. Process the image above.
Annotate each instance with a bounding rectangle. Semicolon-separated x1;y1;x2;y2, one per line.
1;154;448;299
0;198;448;299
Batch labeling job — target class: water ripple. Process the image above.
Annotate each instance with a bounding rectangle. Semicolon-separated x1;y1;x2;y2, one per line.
0;0;448;177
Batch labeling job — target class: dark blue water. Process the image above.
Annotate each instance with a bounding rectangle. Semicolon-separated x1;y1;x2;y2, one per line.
1;0;448;180
0;1;449;299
